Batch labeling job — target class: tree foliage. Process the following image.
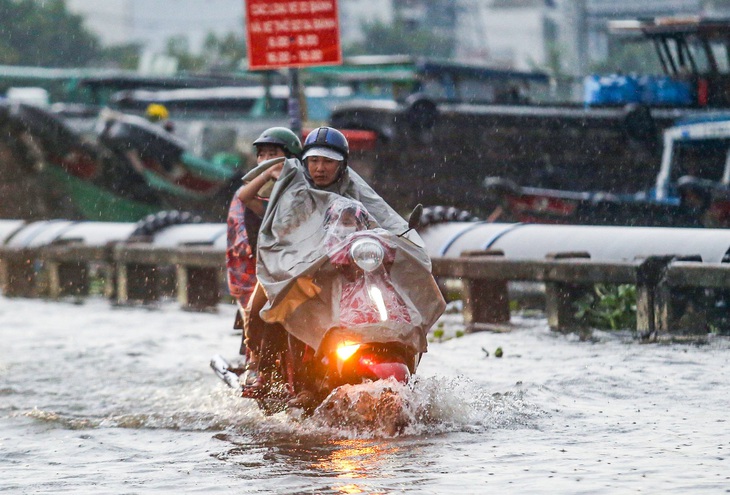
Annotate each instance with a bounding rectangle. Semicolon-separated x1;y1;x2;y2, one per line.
344;19;453;58
163;32;247;72
0;0;99;67
164;36;204;72
201;32;247;71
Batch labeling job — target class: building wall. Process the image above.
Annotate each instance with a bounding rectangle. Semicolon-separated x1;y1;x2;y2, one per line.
473;8;546;70
476;0;712;75
587;0;703;17
585;0;704;65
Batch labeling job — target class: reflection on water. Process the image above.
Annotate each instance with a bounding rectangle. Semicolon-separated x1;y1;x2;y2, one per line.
314;439;397;494
214;430;423;495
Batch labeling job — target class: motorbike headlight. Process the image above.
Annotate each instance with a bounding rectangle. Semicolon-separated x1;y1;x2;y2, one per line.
349;238;385;272
336;343;361;362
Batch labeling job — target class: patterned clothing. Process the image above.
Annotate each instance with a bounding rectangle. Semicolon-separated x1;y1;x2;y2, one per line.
226;187;259;307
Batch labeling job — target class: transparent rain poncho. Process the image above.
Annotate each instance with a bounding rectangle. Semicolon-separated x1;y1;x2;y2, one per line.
253;158;445;356
322;198;412;329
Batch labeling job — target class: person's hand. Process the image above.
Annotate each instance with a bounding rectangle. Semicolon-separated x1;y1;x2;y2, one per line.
267;162;284;181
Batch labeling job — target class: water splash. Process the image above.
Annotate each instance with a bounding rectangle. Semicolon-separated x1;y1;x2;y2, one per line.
21;374;543;440
290;375;544;439
20;383;266;432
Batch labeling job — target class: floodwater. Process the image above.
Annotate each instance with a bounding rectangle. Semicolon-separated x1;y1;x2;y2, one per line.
2;295;729;494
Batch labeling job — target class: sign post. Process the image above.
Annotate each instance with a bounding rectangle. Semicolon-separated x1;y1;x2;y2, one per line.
244;0;342;136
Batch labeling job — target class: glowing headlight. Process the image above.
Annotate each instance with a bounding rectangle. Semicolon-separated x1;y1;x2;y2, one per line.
336;343;361;362
349;238;385;272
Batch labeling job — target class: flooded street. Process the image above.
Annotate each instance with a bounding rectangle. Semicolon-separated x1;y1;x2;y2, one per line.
2;295;730;494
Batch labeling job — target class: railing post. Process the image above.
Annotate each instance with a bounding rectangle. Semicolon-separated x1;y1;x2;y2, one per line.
114;244;161;305
544;251;591;332
460;249;511;332
118;263;159;305
47;260;89;299
635;255;676;340
176;265;221;311
0;248;37;297
641;255;706;339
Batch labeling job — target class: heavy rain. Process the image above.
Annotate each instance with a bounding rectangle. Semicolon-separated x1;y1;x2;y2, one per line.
2;1;730;493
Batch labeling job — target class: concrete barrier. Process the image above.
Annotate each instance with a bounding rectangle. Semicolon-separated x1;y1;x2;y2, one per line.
432;251;730;339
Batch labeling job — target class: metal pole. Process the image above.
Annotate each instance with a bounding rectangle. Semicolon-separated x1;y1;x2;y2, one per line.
288;68;302;137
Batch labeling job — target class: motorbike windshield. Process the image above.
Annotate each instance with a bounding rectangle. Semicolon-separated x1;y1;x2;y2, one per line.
322;197;379;250
256;159;445;355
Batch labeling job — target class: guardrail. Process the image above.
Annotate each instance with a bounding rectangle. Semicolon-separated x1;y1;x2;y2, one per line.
1;243;729;338
0;241;225;311
432;250;730;339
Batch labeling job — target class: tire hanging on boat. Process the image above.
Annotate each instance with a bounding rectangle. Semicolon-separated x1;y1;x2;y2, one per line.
129;210;203;239
418;205;481;228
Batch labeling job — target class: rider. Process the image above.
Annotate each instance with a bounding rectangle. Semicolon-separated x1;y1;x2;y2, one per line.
301;125;350;190
226;127;302;377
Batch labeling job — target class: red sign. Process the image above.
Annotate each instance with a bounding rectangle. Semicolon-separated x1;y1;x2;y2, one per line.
244;0;342;70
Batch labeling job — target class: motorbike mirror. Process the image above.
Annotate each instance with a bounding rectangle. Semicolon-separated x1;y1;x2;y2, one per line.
408;204;423;231
398;204;423;238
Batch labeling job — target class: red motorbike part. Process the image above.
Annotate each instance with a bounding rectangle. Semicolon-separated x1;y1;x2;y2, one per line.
355;353;411;383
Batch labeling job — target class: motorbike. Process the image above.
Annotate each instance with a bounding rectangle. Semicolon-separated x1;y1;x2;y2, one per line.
212;195;445;415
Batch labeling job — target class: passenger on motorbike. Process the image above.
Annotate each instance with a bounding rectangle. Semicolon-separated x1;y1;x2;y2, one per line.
226;127;302;380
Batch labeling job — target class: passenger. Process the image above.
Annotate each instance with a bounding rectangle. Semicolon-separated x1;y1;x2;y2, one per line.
226;127;302;381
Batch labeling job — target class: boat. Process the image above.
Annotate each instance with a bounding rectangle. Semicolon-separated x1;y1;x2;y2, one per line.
0;96;378;222
8;17;730;221
483;116;730;228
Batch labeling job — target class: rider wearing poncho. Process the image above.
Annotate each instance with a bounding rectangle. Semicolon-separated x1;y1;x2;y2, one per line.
253;127;444;357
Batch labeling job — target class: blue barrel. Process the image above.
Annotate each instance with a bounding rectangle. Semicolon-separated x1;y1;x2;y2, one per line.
584;74;642;106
